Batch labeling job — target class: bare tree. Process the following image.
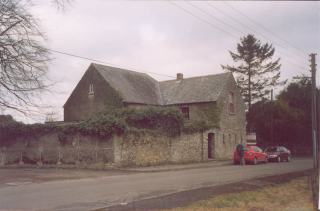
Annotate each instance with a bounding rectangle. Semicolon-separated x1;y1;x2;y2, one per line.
45;110;59;123
0;0;50;113
52;0;73;11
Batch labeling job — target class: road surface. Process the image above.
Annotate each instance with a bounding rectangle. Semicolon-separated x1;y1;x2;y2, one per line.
0;158;312;211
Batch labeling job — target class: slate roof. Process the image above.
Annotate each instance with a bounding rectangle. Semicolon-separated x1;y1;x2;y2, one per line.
93;63;162;105
93;63;231;105
159;73;231;105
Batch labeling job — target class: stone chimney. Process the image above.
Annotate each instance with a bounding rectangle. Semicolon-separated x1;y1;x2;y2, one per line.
176;73;183;80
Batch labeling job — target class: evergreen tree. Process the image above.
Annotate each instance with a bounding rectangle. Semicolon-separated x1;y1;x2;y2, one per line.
247;77;312;153
222;34;285;110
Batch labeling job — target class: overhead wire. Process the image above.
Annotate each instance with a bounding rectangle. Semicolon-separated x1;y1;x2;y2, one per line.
186;1;246;37
223;2;308;56
187;1;307;70
187;2;304;70
51;2;309;79
168;1;239;40
49;49;176;79
169;1;307;72
205;1;305;59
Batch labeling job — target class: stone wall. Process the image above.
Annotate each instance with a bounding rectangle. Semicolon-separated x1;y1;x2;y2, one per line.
170;132;207;162
113;131;171;166
0;128;240;167
0;133;113;166
113;131;211;166
214;75;247;159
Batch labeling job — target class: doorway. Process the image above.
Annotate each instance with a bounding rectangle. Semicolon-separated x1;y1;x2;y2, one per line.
208;133;215;159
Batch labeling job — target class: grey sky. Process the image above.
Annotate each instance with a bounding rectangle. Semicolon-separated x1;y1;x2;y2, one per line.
4;0;320;123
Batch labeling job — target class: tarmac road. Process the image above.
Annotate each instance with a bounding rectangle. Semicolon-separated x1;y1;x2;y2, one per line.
0;158;312;211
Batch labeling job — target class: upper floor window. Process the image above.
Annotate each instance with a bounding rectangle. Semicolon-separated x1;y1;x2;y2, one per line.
180;106;189;119
88;83;94;95
228;92;235;114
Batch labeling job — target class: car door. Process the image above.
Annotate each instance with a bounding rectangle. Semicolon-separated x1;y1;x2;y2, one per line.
258;146;265;161
280;147;288;160
279;147;286;160
276;147;281;160
254;146;263;161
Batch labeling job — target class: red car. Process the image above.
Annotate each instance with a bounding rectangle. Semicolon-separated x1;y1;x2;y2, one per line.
233;145;268;165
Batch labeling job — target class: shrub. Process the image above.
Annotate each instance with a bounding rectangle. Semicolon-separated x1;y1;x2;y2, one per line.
125;106;183;136
182;120;212;133
78;112;127;138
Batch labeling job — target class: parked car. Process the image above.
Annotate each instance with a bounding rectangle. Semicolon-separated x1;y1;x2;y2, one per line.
264;146;291;162
233;145;268;165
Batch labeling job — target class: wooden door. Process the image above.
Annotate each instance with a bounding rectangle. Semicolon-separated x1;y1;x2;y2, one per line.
208;133;214;159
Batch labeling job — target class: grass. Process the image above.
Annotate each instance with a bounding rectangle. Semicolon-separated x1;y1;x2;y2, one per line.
162;176;314;211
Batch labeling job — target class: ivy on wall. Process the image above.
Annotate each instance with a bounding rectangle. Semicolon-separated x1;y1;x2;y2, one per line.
183;103;221;133
0;104;221;145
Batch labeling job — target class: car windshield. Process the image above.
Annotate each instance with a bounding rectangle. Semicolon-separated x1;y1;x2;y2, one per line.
265;147;277;152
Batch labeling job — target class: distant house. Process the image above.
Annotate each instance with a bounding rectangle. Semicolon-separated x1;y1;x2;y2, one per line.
64;63;246;159
246;132;257;146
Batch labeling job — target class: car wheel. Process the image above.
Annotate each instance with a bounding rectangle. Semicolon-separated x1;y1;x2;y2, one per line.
253;157;258;165
277;156;281;163
287;156;291;162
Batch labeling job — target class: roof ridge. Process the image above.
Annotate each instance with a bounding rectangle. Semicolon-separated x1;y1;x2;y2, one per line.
160;71;231;83
92;63;150;77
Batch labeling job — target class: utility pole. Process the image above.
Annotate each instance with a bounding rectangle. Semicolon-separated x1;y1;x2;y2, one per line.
318;88;320;165
318;88;320;211
310;53;317;170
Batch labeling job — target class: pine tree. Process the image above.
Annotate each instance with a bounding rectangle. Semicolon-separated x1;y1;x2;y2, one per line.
222;34;285;110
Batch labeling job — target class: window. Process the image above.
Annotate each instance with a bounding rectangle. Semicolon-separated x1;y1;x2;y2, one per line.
180;106;189;119
254;146;262;152
228;92;235;113
88;83;94;95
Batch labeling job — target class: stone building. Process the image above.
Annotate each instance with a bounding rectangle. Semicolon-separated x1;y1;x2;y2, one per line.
64;63;246;160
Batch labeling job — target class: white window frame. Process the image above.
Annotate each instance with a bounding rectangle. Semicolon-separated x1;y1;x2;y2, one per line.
88;83;94;95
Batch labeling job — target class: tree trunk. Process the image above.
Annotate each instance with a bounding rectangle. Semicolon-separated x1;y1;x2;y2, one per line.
247;65;252;132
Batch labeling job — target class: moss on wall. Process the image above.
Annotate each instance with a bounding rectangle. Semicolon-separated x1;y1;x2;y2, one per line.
182;102;221;133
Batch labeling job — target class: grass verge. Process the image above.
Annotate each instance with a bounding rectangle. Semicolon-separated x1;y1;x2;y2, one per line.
162;176;314;211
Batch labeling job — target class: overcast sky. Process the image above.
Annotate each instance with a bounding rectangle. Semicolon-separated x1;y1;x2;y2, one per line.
3;0;320;123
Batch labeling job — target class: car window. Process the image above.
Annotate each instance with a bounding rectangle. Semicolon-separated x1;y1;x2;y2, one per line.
254;147;262;152
265;147;277;152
